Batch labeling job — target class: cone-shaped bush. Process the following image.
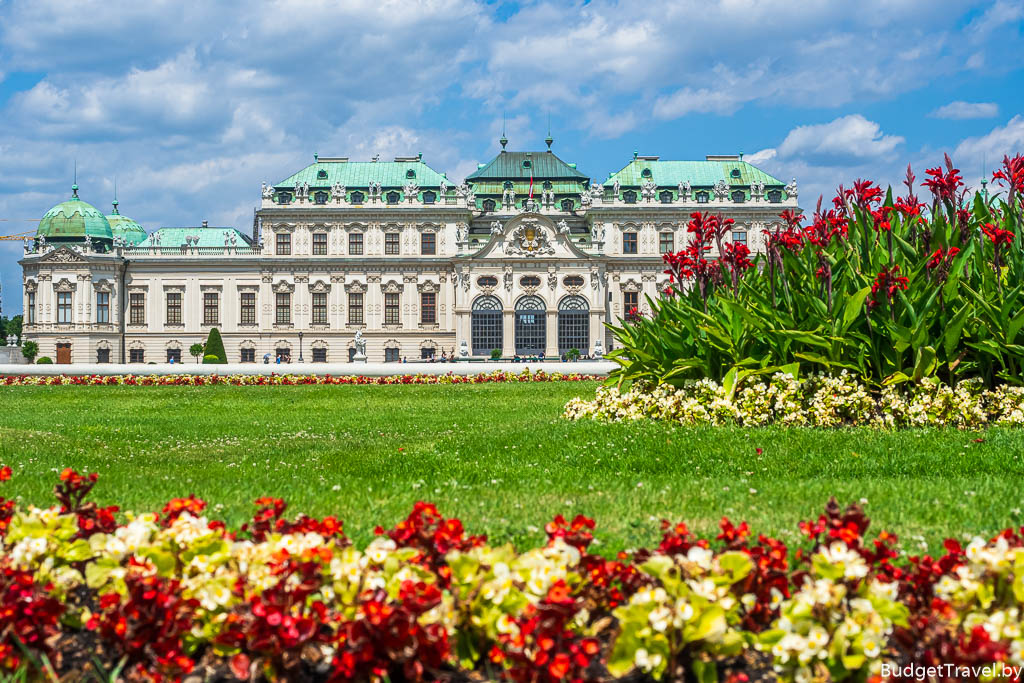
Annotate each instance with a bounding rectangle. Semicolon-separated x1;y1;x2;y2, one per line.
203;327;227;364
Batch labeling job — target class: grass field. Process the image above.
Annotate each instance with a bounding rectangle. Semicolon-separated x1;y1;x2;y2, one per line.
0;381;1019;554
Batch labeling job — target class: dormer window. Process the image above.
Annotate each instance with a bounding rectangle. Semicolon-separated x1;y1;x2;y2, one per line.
277;192;292;204
622;190;637;204
561;198;574;211
482;198;496;212
543;180;552;190
731;190;745;203
317;169;328;179
386;191;400;204
422;190;436;205
522;160;532;169
641;168;652;178
695;191;709;204
730;168;741;178
503;180;514;190
406;169;416;179
314;191;328;205
767;189;782;203
350;191;364;204
659;190;673;203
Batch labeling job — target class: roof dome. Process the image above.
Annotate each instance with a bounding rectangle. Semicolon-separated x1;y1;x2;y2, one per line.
36;186;113;241
105;200;147;245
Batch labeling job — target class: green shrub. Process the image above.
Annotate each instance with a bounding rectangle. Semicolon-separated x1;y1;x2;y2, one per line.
203;328;227;364
202;354;221;364
20;340;38;363
189;343;205;363
609;154;1024;389
490;348;502;360
36;357;53;364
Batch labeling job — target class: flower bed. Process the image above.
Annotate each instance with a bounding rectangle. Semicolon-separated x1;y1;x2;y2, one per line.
0;369;599;387
4;469;1024;681
565;372;1024;429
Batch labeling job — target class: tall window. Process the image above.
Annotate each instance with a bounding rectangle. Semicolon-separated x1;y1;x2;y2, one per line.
275;292;291;325
624;291;639;319
240;348;256;363
166;348;182;363
312;292;328;325
420;292;436;324
203;292;219;325
732;231;747;246
96;348;110;363
276;233;291;255
558;296;590;354
129;348;144;363
348;293;364;325
348;233;363;255
27;292;35;324
240;292;256;325
385;232;400;255
129;293;144;325
659;232;674;254
96;292;110;324
384;293;400;325
421;232;436;255
166;292;182;325
312;232;327;255
471;296;502;356
384;348;400;362
623;232;638;254
312;347;327;362
57;292;73;324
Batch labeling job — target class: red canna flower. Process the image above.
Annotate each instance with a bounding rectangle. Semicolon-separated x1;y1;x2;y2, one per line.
982;223;1014;247
923;154;964;204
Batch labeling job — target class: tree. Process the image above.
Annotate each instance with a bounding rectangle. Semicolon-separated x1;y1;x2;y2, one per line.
203;328;227;364
189;343;204;363
0;315;22;341
20;340;38;363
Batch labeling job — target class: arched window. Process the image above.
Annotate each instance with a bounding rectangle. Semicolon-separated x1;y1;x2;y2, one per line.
471;295;503;356
422;190;436;204
561;198;574;211
558;296;589;354
277;192;292;204
482;198;496;212
386;191;400;204
622;190;637;204
350;191;364;204
514;295;546;355
659;190;673;203
314;191;328;205
731;190;745;203
695;191;709;203
767;189;782;203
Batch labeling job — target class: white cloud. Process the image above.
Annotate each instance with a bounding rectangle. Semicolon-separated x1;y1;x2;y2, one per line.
954;116;1024;170
745;148;777;165
776;115;904;163
930;101;999;119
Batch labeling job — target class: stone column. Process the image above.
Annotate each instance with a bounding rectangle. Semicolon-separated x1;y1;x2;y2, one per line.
502;309;514;357
544;306;558;357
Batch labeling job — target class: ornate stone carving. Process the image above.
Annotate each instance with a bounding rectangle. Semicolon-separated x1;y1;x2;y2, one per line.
678;180;691;201
490;220;503;235
455;223;468;243
506;220;555;257
503;266;513;292
621;278;642;292
556;219;571;235
262;182;273;199
272;280;295;293
404;181;419;202
713;179;729;201
751;180;765;201
591;223;605;242
344;281;367;293
382;280;404;294
641;179;656;202
332;182;345;204
42;247;85;263
785;178;798;200
416;281;438;293
502;186;515;209
309;280;330;293
547;271;557;290
54;278;77;292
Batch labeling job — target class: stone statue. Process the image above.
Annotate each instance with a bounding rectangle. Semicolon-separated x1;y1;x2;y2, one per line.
455;223;467;243
641;179;656;202
404;180;419;201
465;187;475;207
591;223;605;242
713;179;729;201
490;220;503;235
612;179;620;198
503;267;513;291
302;182;310;199
439;179;448;196
369;181;381;200
502;186;515;208
785;178;798;200
262;182;273;200
678;180;691;201
593;339;604;358
353;330;367;361
230;232;237;246
751;180;765;201
84;235;92;252
6;335;16;347
557;219;571;235
153;231;161;246
332;182;345;203
455;182;469;198
580;189;592;207
458;339;469;358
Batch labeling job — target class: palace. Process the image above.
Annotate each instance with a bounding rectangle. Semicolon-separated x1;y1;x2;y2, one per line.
18;139;797;364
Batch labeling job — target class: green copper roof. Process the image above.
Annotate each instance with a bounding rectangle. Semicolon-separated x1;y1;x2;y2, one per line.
105;201;147;245
467;151;588;181
137;227;252;249
604;158;785;188
36;186;113;241
469;180;585;195
273;159;450;189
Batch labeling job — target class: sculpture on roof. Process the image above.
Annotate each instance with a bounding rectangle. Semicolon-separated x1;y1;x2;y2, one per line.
502;186;515;209
455;182;469;198
542;187;554;208
404;180;419;202
439;179;448;196
612;179;620;199
713;179;729;201
641;179;656;202
490;220;503;235
455;223;467;243
591;223;605;242
83;235;92;252
261;182;273;200
751;180;765;201
785;178;798;199
332;182;345;204
368;181;381;201
678;180;691;201
580;188;592;207
556;219;571;235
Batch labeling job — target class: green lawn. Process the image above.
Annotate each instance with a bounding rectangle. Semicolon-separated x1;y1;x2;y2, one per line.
0;382;1018;555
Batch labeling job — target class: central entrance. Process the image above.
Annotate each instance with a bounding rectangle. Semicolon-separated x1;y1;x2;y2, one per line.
514;296;546;355
56;343;71;364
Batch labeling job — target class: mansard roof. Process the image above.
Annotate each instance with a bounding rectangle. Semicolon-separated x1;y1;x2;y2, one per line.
467;151;588;182
605;155;785;188
273;157;450;189
137;226;252;248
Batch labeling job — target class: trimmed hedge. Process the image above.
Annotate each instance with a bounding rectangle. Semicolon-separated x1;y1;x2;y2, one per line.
203;327;227;364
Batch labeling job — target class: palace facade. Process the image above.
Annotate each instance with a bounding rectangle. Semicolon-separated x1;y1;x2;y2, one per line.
18;141;798;364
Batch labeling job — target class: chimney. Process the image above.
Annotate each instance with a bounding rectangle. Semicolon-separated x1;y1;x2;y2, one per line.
202;220;208;227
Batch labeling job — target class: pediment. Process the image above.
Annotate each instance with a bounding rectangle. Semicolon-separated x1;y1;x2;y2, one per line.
41;246;86;263
470;213;592;261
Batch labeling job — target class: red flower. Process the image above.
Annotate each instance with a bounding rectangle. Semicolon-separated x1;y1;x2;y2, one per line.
923;154;964;203
992;153;1024;197
870;265;909;307
926;247;959;270
0;467;10;482
982;223;1014;247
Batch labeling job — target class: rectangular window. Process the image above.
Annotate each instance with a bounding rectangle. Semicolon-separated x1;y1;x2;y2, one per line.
166;292;182;325
96;292;110;323
312;292;328;325
624;291;639;319
96;348;110;363
240;348;255;363
129;293;145;325
420;292;436;324
348;233;363;255
732;231;747;246
312;347;327;363
348;293;363;325
384;293;400;325
240;292;256;325
275;293;291;325
659;232;674;254
623;232;638;254
27;293;35;324
129;348;145;363
312;232;327;255
385;232;400;255
421;232;436;255
203;292;219;325
385;348;400;363
276;233;291;255
57;292;73;324
166;348;182;363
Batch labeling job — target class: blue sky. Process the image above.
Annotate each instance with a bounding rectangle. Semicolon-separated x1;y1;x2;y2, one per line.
0;0;1022;314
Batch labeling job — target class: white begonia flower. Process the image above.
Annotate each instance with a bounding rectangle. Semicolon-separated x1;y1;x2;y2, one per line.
686;545;713;570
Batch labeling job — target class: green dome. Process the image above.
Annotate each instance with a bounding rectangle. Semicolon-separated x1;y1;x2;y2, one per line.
105;200;147;245
37;186;113;242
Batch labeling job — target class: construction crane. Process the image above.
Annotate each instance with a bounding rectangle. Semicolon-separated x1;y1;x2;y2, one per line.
0;218;38;240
